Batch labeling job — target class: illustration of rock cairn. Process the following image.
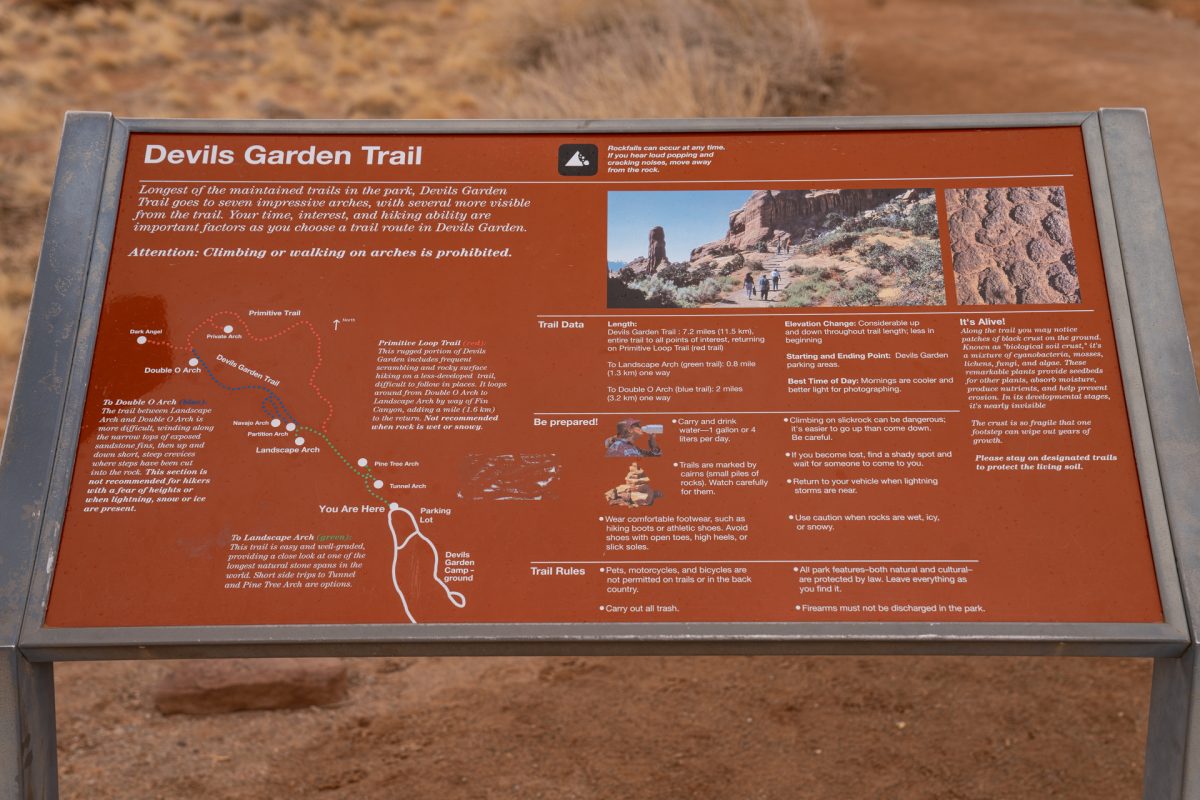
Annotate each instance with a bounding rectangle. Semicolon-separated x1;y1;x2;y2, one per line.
647;226;668;273
604;462;661;507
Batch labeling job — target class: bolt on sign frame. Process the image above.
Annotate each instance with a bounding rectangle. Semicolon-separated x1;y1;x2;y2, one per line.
1;110;1198;798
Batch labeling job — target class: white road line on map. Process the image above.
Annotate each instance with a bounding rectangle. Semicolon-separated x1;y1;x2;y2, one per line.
387;504;467;623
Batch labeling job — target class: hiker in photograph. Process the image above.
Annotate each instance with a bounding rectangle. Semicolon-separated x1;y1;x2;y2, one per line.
744;271;755;299
604;418;662;458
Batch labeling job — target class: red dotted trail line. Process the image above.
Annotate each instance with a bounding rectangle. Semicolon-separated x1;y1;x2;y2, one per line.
145;310;334;431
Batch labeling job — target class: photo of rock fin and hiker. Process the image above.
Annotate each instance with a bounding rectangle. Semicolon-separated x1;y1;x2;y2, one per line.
606;188;948;309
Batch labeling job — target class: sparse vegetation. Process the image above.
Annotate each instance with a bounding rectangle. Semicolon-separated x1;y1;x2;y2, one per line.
773;193;946;307
828;278;883;307
826;232;861;255
857;240;897;272
800;228;858;256
694;276;726;304
897;240;946;305
467;0;851;118
903;201;939;237
718;253;745;275
783;274;836;306
622;271;728;308
877;197;939;237
655;260;720;287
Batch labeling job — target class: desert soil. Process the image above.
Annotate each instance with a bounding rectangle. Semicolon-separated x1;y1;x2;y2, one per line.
44;1;1200;798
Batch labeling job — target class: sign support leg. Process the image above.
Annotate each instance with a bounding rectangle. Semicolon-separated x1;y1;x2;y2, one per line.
0;647;56;800
1146;650;1198;798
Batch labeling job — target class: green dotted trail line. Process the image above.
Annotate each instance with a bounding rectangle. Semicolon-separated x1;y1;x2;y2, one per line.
299;424;386;504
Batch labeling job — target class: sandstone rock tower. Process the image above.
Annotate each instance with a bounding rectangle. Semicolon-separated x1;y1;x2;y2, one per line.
647;226;668;273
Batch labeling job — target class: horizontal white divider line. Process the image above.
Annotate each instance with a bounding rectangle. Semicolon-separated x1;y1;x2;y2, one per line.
534;410;961;415
539;310;1095;317
532;560;981;564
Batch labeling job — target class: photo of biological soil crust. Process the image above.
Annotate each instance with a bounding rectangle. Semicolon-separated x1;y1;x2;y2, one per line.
946;186;1080;305
607;188;947;309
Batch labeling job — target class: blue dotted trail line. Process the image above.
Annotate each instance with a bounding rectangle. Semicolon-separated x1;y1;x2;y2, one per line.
261;395;288;421
192;348;383;501
193;349;297;424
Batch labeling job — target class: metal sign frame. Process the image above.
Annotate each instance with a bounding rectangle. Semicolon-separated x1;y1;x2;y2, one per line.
1;110;1197;798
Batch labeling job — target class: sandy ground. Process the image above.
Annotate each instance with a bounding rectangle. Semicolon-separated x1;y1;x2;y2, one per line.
38;0;1200;797
58;655;1151;798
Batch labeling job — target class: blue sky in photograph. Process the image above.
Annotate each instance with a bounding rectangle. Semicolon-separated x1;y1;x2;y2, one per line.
607;190;754;265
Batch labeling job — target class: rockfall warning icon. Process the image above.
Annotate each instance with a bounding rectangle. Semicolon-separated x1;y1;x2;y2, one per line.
558;143;598;176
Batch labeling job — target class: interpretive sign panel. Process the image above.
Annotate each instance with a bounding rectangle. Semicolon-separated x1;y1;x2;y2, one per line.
6;110;1200;800
32;122;1167;630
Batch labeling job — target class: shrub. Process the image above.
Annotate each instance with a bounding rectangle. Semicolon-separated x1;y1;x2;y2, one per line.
858;240;895;272
893;239;946;305
825;232;860;255
841;212;874;232
476;0;851;119
896;239;942;279
799;223;874;257
719;253;745;275
873;208;905;229
674;286;701;307
846;282;882;306
829;280;881;307
694;277;725;304
649;260;715;287
904;201;939;238
785;285;817;307
607;277;655;308
628;276;680;307
691;260;717;282
655;261;707;287
822;211;846;229
781;275;834;307
628;273;720;308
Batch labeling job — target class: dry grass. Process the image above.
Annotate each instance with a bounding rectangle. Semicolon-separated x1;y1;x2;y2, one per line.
463;0;849;118
1132;0;1200;18
1087;0;1200;21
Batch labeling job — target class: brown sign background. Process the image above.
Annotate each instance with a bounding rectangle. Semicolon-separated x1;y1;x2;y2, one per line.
43;127;1163;627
